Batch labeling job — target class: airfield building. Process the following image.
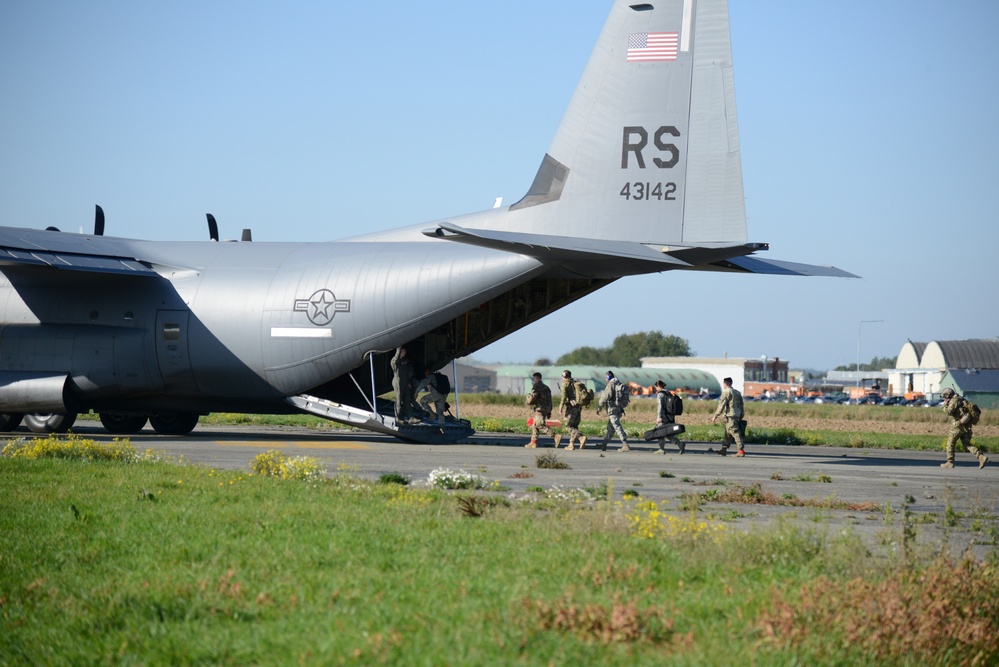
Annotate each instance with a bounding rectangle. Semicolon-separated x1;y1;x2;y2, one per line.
888;338;999;408
640;356;789;396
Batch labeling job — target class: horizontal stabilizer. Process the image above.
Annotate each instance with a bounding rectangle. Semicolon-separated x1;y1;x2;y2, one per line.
423;223;690;278
710;255;859;278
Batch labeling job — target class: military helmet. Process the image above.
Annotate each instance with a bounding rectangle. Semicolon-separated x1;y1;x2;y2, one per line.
941;388;955;399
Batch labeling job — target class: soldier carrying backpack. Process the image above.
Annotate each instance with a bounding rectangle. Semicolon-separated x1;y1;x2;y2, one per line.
650;380;685;455
940;388;988;469
596;370;631;452
557;369;589;450
525;372;554;448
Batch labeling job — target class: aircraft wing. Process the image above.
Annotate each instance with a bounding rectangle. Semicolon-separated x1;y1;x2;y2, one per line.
423;223;858;279
0;226;160;277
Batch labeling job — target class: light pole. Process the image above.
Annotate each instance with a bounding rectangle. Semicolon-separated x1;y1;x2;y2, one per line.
760;355;768;400
857;320;883;397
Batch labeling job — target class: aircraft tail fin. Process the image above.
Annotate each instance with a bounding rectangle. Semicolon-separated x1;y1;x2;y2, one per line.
502;0;745;246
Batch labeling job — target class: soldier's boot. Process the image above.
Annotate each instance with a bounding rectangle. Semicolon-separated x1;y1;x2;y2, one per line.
599;439;608;452
677;441;685;455
619;441;631;452
941;447;955;467
566;434;575;451
656;442;666;455
525;439;537;449
553;434;563;449
968;446;988;467
717;446;729;456
579;435;587;450
734;449;746;457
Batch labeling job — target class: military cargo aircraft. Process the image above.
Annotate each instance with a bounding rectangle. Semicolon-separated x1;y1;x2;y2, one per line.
0;0;853;443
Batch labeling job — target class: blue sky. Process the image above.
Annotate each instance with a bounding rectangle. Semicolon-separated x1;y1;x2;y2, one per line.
2;1;997;371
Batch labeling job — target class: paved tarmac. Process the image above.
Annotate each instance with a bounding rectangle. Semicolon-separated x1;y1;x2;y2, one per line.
45;421;999;559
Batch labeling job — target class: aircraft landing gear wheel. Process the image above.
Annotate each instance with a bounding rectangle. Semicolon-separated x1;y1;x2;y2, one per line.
149;412;200;436
24;413;77;434
0;413;24;432
99;413;148;434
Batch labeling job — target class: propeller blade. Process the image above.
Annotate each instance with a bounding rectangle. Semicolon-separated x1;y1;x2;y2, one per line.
94;205;105;236
206;213;219;242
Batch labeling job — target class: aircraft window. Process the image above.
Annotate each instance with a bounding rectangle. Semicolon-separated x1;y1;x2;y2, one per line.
162;323;181;341
630;4;654;11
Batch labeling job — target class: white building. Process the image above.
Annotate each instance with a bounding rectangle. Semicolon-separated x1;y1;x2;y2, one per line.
887;339;999;397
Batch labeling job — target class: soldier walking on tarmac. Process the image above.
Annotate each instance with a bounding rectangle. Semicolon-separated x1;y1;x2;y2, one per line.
711;377;745;457
525;372;554;448
654;380;684;455
597;370;630;452
558;370;588;451
940;387;988;469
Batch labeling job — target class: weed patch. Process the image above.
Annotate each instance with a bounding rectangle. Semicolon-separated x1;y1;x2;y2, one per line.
759;558;999;664
521;594;688;646
626;500;725;543
2;434;140;462
700;483;880;512
378;472;410;485
535;452;571;470
249;450;325;483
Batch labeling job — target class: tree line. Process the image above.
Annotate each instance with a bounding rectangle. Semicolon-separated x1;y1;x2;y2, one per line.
533;331;693;368
833;356;898;372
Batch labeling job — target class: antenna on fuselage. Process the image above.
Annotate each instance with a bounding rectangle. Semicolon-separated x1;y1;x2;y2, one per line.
206;213;219;242
94;205;105;236
241;229;252;242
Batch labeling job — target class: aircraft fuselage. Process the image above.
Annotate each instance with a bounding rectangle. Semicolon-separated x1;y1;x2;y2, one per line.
0;230;542;417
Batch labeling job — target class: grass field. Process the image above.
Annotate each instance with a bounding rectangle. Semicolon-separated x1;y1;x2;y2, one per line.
2;437;997;665
3;402;997;664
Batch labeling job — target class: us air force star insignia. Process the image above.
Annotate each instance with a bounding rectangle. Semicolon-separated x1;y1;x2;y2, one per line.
293;289;351;326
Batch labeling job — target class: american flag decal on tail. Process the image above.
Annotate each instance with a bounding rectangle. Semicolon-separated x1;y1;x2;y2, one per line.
627;32;678;62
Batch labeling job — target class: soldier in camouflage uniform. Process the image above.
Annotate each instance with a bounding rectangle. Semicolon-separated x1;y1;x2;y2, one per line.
597;370;630;452
414;368;447;426
390;346;417;423
711;377;745;457
525;372;554;448
558;370;588;451
940;387;988;469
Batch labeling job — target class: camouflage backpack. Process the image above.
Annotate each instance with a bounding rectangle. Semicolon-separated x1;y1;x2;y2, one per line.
573;380;594;407
964;399;982;426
